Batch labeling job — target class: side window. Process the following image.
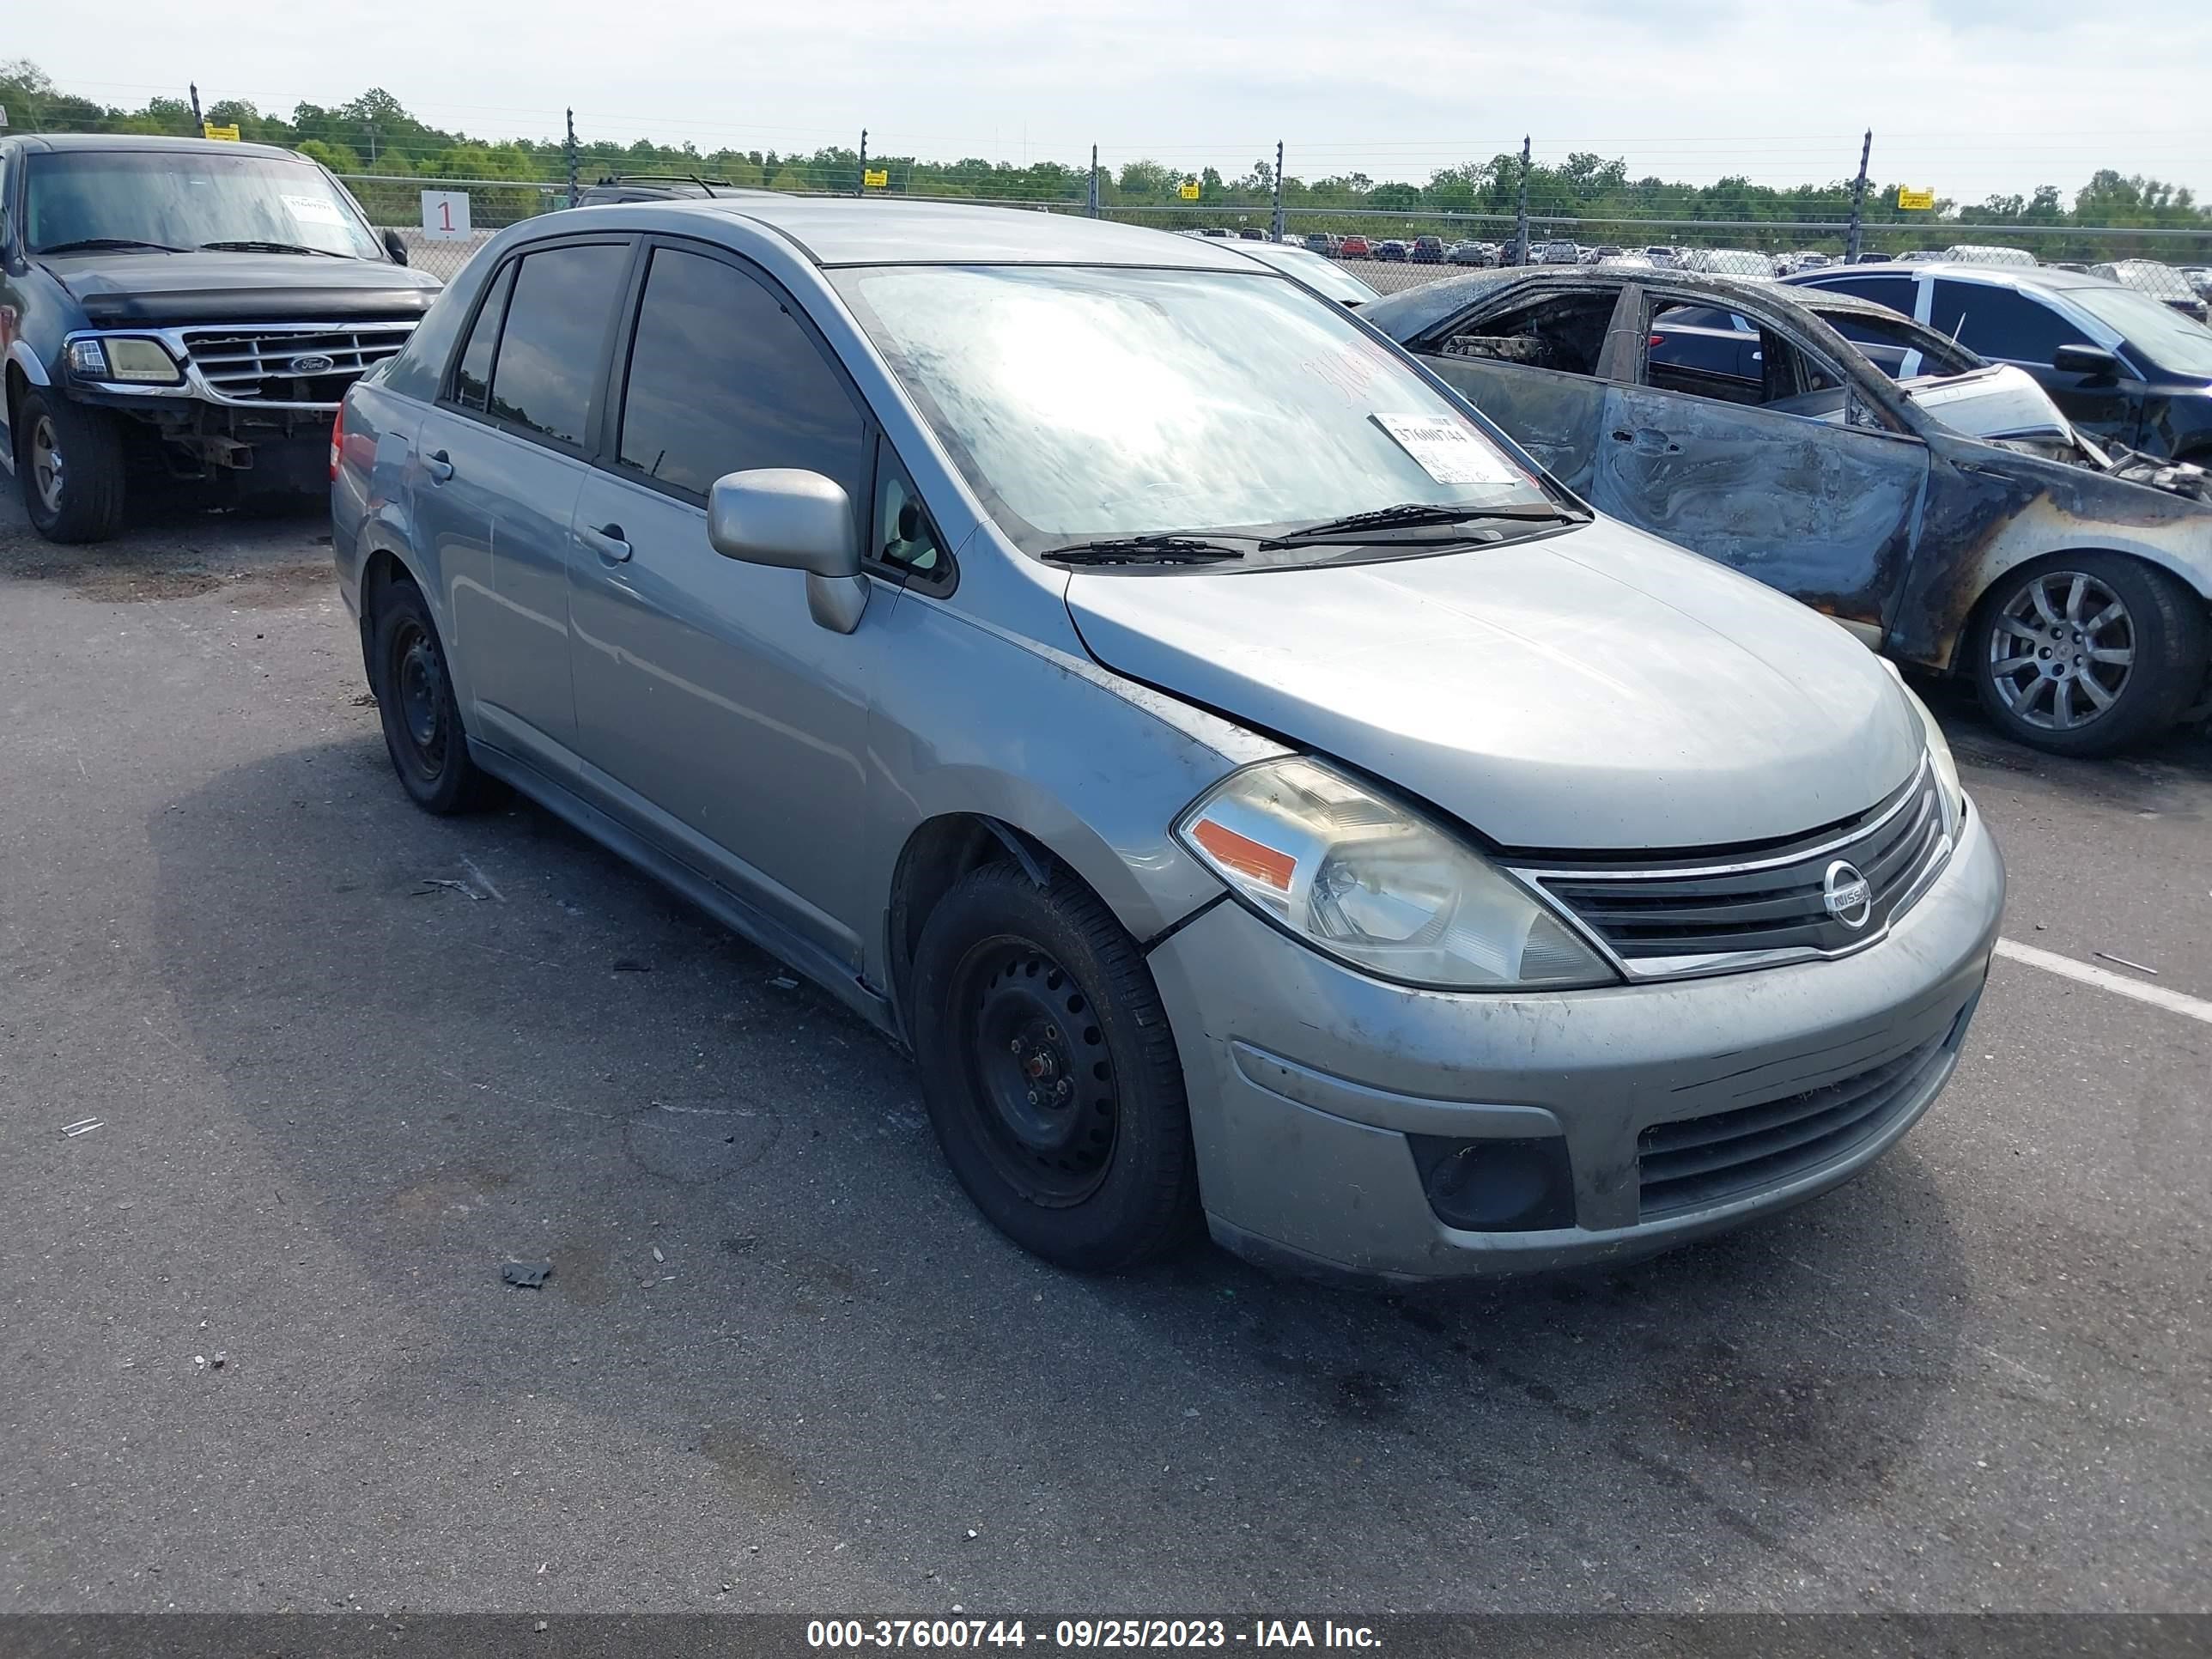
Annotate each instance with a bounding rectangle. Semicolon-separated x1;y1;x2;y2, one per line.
1815;275;1917;316
1434;292;1618;376
873;443;951;585
483;241;630;446
451;260;514;413
1929;281;2087;363
617;246;865;501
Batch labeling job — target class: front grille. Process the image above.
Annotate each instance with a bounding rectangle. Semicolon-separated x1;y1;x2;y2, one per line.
1526;763;1948;975
179;324;415;406
1637;1021;1959;1218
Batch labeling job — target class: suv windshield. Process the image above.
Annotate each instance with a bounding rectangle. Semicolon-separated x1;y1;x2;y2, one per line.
25;149;383;260
832;264;1552;556
2068;284;2212;378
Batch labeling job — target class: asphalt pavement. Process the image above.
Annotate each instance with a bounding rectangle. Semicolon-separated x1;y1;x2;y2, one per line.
2;486;2208;1616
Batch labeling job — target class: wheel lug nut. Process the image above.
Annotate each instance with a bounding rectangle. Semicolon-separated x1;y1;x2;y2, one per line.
1026;1089;1039;1106
1010;1039;1022;1054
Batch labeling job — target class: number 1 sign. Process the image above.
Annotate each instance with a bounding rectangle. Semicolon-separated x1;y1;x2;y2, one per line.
421;191;472;241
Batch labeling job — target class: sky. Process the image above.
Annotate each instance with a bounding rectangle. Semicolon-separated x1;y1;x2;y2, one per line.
13;0;2212;205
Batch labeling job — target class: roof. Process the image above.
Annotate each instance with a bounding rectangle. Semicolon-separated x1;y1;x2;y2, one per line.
1362;264;1810;340
1810;261;2122;293
554;195;1266;270
4;131;307;162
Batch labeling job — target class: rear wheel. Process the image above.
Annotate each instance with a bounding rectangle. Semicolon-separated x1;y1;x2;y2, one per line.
910;861;1200;1271
369;578;508;815
15;388;126;544
1969;553;2207;756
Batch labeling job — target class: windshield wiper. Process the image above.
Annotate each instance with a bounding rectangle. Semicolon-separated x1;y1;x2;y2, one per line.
1260;501;1582;548
199;240;352;258
1042;535;1247;567
36;237;186;255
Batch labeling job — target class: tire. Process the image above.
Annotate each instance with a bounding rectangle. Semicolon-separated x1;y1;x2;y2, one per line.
15;387;126;544
368;577;508;815
1969;552;2209;757
910;860;1200;1272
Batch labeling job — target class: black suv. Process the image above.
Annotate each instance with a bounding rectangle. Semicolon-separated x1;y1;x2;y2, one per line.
1789;263;2212;467
0;133;442;541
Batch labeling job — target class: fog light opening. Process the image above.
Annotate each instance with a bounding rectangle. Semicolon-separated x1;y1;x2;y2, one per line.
1410;1135;1575;1232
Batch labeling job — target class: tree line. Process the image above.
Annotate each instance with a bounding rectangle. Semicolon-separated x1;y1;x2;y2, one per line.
3;59;2206;258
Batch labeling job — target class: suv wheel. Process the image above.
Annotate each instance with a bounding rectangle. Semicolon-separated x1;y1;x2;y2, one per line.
370;578;509;814
15;388;127;544
910;861;1200;1271
1970;552;2208;756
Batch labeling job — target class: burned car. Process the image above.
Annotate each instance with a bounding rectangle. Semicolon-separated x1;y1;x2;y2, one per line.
1365;269;2212;755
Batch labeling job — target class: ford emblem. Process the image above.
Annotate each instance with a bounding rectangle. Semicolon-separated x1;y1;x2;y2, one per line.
289;353;336;374
1822;860;1874;929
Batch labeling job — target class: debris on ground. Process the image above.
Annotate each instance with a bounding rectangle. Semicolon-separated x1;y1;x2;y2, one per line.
652;1246;665;1263
60;1118;104;1138
612;959;651;974
2094;951;2160;975
502;1261;554;1289
210;1352;228;1370
768;973;799;989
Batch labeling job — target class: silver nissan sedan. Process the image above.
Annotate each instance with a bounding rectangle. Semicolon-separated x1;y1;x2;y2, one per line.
332;198;2005;1284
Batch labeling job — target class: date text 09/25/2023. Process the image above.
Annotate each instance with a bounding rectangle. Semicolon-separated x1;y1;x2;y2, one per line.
805;1620;1381;1650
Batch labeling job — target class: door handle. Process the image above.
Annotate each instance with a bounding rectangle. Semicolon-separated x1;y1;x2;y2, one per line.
1611;428;1681;454
582;522;632;564
422;449;454;484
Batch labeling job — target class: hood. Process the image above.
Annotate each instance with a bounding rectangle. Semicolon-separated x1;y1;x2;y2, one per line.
1066;522;1924;852
43;252;441;325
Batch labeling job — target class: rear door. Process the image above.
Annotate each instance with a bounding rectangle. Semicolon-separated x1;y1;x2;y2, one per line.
413;236;632;772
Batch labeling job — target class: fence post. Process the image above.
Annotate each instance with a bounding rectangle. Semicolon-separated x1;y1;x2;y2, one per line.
1846;129;1872;263
1272;141;1285;242
1514;135;1531;265
1089;145;1100;218
565;108;578;209
858;129;868;198
189;82;204;132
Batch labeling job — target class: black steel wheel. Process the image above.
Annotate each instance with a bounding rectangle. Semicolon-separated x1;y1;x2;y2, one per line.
1970;552;2207;757
369;578;508;815
911;860;1199;1270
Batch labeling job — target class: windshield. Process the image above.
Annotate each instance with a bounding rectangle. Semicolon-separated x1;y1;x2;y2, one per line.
2068;284;2212;377
1234;245;1379;305
833;264;1553;555
25;149;383;259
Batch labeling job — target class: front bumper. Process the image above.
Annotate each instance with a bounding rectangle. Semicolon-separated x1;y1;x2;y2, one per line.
1146;805;2004;1283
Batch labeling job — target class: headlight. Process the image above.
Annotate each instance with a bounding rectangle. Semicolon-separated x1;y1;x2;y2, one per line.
66;336;183;385
1175;758;1614;990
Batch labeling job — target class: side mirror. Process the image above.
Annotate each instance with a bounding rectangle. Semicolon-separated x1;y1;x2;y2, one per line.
2052;343;2118;380
707;468;868;633
383;228;410;266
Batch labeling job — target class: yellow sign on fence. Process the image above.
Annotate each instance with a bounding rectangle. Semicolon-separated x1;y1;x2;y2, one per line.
1896;186;1936;211
862;168;889;189
1177;180;1200;201
203;123;240;142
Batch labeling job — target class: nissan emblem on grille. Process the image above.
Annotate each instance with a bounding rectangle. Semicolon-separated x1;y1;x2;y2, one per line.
1823;860;1875;928
289;353;336;374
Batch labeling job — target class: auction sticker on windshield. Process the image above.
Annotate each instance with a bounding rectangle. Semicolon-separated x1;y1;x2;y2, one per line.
283;194;347;227
1370;412;1521;485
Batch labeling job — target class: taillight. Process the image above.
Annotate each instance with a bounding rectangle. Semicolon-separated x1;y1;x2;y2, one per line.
330;404;344;483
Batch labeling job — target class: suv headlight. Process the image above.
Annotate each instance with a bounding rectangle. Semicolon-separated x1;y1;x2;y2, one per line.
1175;758;1615;990
66;336;183;385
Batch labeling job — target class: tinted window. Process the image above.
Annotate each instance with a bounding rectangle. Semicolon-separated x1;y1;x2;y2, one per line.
1811;274;1917;315
452;261;514;413
486;242;629;446
1929;281;2087;364
617;246;865;500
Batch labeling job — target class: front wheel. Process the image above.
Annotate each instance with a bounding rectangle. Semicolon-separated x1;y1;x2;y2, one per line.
15;388;126;544
910;861;1200;1272
1969;553;2208;756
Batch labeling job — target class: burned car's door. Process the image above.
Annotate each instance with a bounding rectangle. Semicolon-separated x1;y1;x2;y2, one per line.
1412;287;1621;495
1588;289;1931;636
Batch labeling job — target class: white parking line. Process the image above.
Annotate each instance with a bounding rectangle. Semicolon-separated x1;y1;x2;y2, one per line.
1994;938;2212;1027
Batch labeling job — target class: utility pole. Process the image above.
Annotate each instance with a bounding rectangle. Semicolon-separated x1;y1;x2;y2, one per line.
1845;128;1873;263
858;129;867;198
189;82;204;133
1271;139;1285;242
1088;144;1100;218
564;107;579;209
1514;135;1531;265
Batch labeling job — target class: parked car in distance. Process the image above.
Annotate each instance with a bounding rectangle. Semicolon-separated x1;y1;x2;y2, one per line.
1237;228;1266;240
1338;234;1372;258
1581;245;1624;265
576;173;766;204
1644;246;1678;266
1535;240;1582;265
1942;245;2036;267
0;131;442;543
1225;239;1381;306
1411;234;1446;264
1789;262;2212;469
1368;265;2212;754
2089;259;2209;321
1375;239;1411;263
1682;248;1774;279
1303;231;1336;256
1449;240;1498;266
334;199;2002;1282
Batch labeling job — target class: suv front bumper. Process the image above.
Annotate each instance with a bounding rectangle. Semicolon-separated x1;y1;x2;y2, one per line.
1146;805;2004;1283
